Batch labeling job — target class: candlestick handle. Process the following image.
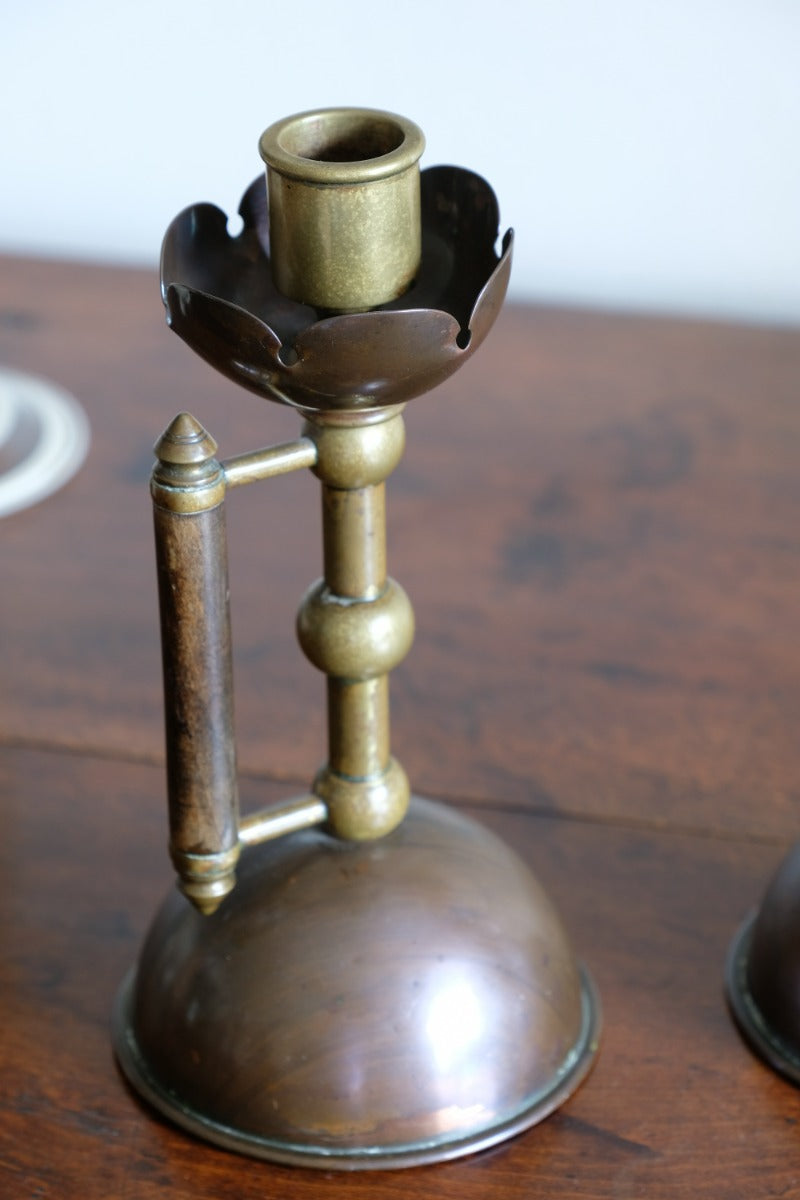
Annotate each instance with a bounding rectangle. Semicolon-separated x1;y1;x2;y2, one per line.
151;413;239;915
150;407;413;910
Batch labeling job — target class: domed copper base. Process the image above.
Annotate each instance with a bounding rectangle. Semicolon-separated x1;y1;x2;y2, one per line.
113;797;600;1169
726;841;800;1085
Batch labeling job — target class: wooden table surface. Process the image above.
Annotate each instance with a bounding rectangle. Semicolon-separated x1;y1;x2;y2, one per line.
2;254;800;1197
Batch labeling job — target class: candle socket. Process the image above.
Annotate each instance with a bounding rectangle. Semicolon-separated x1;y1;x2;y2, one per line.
259;107;424;312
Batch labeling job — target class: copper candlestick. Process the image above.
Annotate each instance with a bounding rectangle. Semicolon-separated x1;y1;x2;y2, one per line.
113;107;600;1169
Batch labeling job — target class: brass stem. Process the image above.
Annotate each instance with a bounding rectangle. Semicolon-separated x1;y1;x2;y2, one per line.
322;483;386;600
320;481;389;781
297;408;413;841
321;477;391;787
328;677;389;779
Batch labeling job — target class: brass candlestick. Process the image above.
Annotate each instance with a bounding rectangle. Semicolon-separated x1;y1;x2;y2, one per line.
113;107;600;1169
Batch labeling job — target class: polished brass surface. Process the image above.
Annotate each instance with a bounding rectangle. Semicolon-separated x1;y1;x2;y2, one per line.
320;484;386;599
307;407;406;487
259;108;424;312
116;107;600;1168
299;407;412;841
312;756;410;844
297;578;413;679
223;436;317;488
113;797;600;1169
327;677;389;778
238;794;328;847
151;411;226;512
727;841;800;1084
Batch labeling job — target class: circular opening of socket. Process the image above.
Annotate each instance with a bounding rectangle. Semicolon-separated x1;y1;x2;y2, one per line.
282;113;404;164
260;108;424;184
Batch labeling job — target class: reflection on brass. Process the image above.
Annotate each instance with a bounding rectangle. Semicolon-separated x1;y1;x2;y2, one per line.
114;107;600;1169
238;794;327;847
223;435;317;488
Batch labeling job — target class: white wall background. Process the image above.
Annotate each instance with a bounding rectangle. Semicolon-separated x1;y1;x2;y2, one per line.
2;1;798;324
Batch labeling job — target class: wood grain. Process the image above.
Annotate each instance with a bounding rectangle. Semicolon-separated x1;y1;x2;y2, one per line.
1;254;800;1197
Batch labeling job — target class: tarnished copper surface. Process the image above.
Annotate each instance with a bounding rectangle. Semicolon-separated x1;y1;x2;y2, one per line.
727;841;800;1083
160;167;512;412
114;797;599;1169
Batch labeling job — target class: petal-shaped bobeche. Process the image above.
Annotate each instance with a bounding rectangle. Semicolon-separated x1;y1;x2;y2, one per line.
161;167;512;412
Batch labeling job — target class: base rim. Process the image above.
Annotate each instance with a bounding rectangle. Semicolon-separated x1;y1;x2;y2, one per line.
725;913;800;1086
113;962;601;1170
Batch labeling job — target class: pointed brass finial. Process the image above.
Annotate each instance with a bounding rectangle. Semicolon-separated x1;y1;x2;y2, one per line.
151;412;224;513
170;845;241;917
154;411;218;466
